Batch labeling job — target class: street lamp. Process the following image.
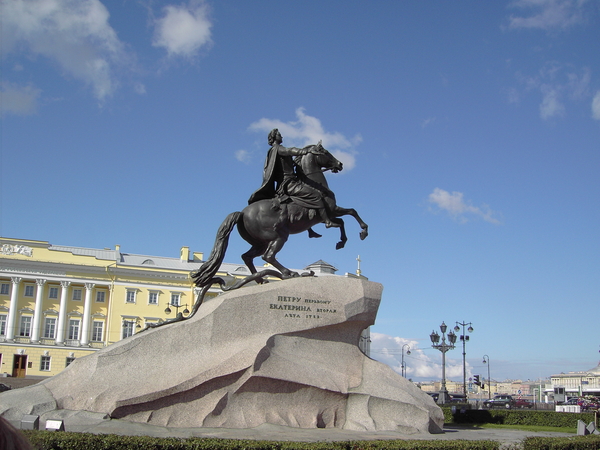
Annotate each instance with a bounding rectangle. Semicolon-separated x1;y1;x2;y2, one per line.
454;321;473;397
430;321;457;404
165;302;190;317
483;355;491;399
401;344;411;378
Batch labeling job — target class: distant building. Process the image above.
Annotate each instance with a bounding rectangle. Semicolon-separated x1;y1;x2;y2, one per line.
1;237;363;378
548;362;600;398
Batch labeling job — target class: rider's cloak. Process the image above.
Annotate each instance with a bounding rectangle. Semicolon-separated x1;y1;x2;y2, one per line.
248;145;280;204
248;144;325;209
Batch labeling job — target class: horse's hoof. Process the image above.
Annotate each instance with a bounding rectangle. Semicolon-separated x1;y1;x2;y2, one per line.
360;230;368;240
336;241;345;250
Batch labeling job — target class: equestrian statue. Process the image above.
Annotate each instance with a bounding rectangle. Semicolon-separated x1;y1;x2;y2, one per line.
191;128;368;291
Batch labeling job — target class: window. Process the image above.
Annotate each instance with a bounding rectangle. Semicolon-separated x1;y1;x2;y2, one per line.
40;356;51;371
72;289;82;301
0;283;9;295
68;319;80;340
44;318;57;339
0;315;6;335
65;357;75;367
170;293;181;307
48;287;58;299
122;321;134;339
92;321;104;342
126;290;136;303
19;316;32;337
148;292;158;305
95;291;105;302
24;285;35;297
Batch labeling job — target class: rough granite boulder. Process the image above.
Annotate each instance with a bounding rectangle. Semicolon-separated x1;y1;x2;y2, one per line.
0;276;443;434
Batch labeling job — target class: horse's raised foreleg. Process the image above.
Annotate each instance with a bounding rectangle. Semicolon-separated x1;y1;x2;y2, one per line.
333;218;347;250
333;206;369;241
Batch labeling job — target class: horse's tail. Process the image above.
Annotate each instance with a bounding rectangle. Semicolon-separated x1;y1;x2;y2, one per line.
191;211;241;287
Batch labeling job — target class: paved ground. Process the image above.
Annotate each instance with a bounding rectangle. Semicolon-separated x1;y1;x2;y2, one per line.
3;377;575;447
0;375;47;390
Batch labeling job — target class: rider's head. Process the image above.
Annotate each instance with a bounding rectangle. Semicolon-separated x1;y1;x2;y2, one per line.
268;129;282;146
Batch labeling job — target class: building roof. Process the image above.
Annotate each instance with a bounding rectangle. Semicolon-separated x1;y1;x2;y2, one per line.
551;362;600;378
2;237;341;279
49;244;118;261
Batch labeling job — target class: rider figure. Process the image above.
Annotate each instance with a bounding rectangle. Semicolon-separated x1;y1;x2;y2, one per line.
248;129;337;232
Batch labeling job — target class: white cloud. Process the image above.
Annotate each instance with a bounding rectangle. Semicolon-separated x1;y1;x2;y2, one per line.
539;86;565;119
235;149;252;164
2;0;129;102
249;108;361;171
153;1;212;59
567;67;591;100
421;117;436;129
507;87;520;104
134;83;147;95
516;63;591;120
592;91;600;120
428;188;502;225
370;332;467;380
508;0;589;30
1;82;42;116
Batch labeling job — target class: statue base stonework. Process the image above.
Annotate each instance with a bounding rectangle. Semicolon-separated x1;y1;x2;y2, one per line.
0;277;443;434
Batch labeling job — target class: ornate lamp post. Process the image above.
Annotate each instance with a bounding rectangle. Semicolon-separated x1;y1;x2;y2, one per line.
483;355;491;399
165;302;190;317
401;344;411;378
454;321;473;396
430;321;457;404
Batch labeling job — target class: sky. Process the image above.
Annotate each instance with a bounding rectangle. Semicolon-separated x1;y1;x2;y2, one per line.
1;0;599;385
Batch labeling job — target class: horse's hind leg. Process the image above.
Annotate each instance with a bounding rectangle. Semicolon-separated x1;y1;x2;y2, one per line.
263;235;296;278
242;244;266;277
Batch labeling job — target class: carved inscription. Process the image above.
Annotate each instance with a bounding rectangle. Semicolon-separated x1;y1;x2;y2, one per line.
269;295;339;319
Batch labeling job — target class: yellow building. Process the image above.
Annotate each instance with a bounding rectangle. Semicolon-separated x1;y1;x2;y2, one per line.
1;237;348;378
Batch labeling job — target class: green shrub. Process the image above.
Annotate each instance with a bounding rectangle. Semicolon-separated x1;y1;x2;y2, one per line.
22;431;500;450
523;434;600;450
442;408;596;428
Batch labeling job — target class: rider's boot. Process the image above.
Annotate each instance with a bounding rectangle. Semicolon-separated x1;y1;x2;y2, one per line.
319;208;337;228
308;228;322;238
273;203;288;232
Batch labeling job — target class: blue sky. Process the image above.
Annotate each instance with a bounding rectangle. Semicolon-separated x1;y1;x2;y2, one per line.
2;0;599;384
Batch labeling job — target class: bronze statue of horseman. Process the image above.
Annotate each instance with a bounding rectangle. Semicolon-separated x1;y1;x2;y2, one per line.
191;129;368;288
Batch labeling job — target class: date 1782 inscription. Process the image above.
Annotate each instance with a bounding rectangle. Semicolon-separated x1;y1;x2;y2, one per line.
269;295;338;319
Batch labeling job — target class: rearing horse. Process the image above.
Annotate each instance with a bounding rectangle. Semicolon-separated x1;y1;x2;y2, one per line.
191;143;368;287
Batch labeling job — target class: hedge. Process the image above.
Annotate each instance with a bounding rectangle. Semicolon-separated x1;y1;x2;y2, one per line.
442;408;597;428
523;434;600;450
22;431;500;450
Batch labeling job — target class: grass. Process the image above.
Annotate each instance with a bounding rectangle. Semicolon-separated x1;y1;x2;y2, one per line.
479;423;576;434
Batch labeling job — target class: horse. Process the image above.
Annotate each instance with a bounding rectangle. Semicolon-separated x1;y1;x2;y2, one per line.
191;142;368;287
295;147;369;250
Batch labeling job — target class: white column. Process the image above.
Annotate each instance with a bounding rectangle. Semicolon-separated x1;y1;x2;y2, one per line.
55;281;71;345
30;279;47;343
80;283;94;346
5;277;22;341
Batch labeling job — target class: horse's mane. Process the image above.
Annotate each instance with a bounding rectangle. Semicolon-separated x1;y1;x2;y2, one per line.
293;143;319;167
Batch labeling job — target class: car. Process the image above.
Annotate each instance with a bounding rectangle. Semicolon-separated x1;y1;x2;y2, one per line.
449;394;468;403
427;392;466;403
514;398;533;408
483;395;515;409
564;396;600;411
